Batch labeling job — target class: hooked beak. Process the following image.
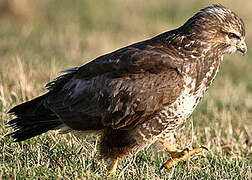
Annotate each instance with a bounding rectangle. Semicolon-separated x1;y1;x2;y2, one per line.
237;40;247;54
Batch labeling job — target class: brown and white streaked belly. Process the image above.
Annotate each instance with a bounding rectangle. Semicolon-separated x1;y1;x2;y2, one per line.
133;57;222;150
134;75;203;149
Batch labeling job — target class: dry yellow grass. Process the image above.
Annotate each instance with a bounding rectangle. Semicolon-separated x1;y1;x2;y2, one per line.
0;0;251;179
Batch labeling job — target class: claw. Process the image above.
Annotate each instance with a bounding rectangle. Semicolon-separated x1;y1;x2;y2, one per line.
161;146;208;170
160;163;165;171
184;147;190;152
200;146;209;151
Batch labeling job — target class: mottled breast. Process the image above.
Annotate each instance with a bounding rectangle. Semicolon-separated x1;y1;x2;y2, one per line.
134;58;222;148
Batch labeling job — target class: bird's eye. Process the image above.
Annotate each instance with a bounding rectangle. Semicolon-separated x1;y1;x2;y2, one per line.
228;32;240;40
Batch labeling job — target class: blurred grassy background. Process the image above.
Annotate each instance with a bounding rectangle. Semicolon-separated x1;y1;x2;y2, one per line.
0;0;251;179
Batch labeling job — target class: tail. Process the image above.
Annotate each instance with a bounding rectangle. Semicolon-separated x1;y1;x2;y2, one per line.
7;94;62;142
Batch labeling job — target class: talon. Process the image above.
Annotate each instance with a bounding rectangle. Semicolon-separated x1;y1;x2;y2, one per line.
160;163;165;171
200;146;209;151
161;146;208;169
184;147;190;152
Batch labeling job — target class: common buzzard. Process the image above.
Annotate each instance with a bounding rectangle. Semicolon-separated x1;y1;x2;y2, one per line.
7;4;247;174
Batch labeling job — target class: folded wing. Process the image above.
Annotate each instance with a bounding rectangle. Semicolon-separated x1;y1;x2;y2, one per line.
46;40;184;131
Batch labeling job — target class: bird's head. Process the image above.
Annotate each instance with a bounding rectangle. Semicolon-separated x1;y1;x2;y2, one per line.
181;4;247;55
221;20;247;54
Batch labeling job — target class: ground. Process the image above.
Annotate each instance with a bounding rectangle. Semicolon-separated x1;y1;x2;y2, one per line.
0;0;251;179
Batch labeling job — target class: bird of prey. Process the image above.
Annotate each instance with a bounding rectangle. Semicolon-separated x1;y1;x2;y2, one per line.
7;4;247;175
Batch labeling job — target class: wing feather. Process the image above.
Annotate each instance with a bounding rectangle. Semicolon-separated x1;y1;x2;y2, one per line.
45;39;184;130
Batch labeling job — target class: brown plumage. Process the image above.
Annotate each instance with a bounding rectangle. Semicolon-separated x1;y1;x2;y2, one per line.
7;4;247;171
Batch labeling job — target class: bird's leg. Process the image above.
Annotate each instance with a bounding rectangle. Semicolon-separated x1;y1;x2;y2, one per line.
108;158;118;177
161;146;208;169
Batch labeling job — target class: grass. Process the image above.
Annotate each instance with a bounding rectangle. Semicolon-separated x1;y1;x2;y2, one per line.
0;0;251;179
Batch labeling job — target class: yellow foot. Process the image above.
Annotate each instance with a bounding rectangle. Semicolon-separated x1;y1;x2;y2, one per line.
108;159;118;177
161;146;208;169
